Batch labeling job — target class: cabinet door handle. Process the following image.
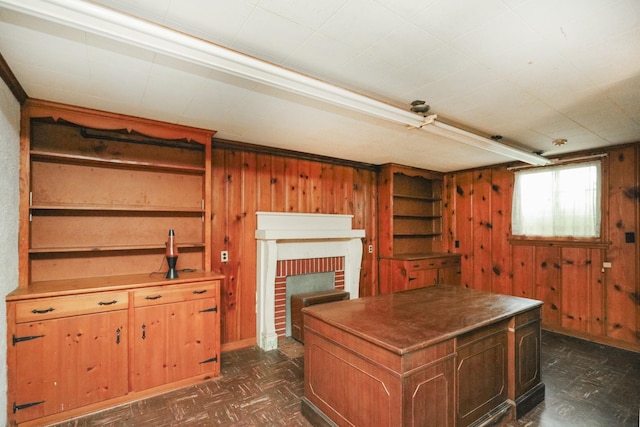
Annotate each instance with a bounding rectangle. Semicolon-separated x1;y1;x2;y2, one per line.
192;289;208;295
98;300;118;306
145;295;162;300
31;307;54;314
116;328;121;345
141;324;146;340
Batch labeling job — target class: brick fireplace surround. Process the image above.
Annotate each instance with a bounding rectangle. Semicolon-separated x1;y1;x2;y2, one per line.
275;256;345;338
255;212;365;350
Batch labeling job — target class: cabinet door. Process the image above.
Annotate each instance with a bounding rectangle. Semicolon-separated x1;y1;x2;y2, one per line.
438;265;461;285
133;298;219;391
407;269;439;289
12;311;128;424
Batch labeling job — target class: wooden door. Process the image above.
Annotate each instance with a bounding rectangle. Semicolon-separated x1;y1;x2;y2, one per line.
133;298;219;391
12;311;128;423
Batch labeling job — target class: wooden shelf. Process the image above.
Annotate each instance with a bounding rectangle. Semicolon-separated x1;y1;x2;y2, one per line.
31;150;206;174
393;233;442;239
393;194;441;202
393;214;440;219
29;242;206;254
378;163;444;258
18;99;215;289
30;204;204;213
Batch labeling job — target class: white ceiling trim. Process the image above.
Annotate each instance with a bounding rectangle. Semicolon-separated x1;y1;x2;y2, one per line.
1;0;550;165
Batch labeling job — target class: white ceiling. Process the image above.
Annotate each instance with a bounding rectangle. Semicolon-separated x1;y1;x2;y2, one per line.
1;0;639;171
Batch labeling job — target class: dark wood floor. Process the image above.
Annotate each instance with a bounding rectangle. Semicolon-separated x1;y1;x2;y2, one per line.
54;331;639;427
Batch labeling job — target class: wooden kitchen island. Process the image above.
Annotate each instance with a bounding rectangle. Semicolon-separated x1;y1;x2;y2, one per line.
301;285;544;427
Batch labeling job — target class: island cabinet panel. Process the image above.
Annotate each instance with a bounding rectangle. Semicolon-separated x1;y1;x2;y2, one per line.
510;308;544;418
304;317;455;427
456;322;509;427
302;286;543;427
402;357;455;427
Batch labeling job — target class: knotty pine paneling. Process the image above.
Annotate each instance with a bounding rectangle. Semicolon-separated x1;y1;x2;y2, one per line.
211;147;378;346
472;170;493;292
535;246;562;328
561;247;605;336
444;143;640;350
450;171;474;288
606;145;639;344
511;245;535;298
490;168;513;296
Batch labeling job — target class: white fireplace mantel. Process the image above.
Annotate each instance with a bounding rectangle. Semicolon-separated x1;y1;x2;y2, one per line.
255;212;365;350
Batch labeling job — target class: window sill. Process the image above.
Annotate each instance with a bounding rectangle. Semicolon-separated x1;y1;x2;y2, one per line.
508;236;610;249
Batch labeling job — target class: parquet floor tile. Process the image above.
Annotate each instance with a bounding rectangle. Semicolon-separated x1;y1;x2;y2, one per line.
53;333;639;426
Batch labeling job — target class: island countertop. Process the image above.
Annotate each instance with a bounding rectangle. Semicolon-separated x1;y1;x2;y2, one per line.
302;284;542;355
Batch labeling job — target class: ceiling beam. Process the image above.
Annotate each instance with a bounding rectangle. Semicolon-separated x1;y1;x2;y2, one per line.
0;0;551;166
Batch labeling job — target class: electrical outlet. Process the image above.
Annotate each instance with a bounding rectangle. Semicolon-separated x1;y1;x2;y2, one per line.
368;245;373;254
221;250;228;263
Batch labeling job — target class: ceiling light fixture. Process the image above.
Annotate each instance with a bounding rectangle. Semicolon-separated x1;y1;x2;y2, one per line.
0;0;550;166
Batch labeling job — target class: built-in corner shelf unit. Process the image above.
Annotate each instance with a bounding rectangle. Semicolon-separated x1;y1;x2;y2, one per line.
378;163;460;293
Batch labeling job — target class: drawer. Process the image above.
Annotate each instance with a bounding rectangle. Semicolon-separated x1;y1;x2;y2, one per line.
15;291;129;323
406;259;439;271
406;257;461;271
134;281;218;307
436;257;460;269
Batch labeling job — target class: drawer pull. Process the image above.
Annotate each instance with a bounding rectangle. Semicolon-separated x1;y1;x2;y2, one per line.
413;264;420;268
31;307;54;315
192;289;208;295
98;300;118;306
145;295;162;301
409;277;417;281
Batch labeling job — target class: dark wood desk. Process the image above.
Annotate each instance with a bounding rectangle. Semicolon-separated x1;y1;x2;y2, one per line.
301;285;544;427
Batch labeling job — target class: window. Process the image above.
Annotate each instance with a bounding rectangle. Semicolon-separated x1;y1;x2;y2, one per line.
512;161;601;238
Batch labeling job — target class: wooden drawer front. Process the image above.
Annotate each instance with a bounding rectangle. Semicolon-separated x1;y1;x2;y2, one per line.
436;257;460;269
406;259;438;271
134;281;218;307
15;291;129;323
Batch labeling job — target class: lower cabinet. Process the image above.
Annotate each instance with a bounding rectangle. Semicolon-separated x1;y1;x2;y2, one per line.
133;283;220;391
379;254;461;293
6;273;222;426
12;310;128;424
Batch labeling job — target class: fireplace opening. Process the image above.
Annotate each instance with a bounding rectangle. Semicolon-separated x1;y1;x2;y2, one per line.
285;271;335;337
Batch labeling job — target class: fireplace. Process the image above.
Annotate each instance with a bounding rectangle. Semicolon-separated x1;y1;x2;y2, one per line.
255;212;365;350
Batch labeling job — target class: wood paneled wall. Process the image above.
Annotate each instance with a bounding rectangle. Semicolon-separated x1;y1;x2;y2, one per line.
443;143;640;351
210;145;378;348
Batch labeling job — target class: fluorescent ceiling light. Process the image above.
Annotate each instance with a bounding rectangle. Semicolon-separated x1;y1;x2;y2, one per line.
0;0;551;166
